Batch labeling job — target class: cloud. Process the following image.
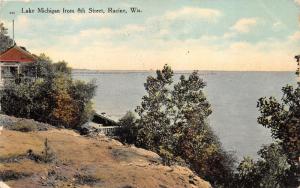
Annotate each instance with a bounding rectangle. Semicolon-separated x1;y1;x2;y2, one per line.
18;29;298;72
15;15;30;30
14;0;32;2
78;24;145;39
164;7;221;22
53;12;108;23
143;7;222;40
231;18;258;33
272;21;284;31
288;31;300;41
223;32;236;39
122;24;146;33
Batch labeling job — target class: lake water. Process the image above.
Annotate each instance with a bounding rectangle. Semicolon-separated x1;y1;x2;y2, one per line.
73;71;296;160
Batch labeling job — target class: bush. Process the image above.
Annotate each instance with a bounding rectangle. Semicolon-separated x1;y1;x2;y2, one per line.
27;138;56;163
117;111;138;144
159;146;175;166
0;170;31;181
42;138;56;163
74;174;101;186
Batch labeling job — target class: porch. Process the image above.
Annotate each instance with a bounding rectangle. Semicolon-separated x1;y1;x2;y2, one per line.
0;62;37;86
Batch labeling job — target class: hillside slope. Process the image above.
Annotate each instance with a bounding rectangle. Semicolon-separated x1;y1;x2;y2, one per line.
0;120;211;188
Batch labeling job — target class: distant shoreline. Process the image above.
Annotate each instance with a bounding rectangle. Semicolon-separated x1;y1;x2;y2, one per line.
72;69;294;74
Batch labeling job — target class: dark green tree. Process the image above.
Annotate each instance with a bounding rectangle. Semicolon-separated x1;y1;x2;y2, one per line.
0;22;14;53
235;143;290;188
134;65;235;187
117;111;138;144
257;85;300;185
234;58;300;188
235;156;261;188
53;61;72;75
135;65;174;150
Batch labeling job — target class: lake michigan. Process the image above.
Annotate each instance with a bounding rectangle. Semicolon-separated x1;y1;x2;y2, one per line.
73;71;297;160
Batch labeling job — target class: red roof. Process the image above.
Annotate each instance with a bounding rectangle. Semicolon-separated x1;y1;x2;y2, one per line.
0;45;36;63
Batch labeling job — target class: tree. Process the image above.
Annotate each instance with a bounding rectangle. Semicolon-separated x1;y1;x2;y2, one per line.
235;143;290;188
0;22;14;53
68;79;97;127
257;85;300;184
235;156;261;188
171;72;235;186
233;58;300;188
135;65;174;150
117;111;138;144
133;65;235;187
50;74;79;128
53;61;72;75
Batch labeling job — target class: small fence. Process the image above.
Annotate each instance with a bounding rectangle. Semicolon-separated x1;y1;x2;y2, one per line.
97;126;120;136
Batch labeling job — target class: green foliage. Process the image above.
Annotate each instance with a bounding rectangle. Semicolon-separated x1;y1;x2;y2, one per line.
257;85;300;182
117;111;138;144
0;77;56;123
235;156;260;188
159;146;175;165
234;72;300;187
0;54;96;129
234;143;291;188
36;53;55;79
135;65;174;150
0;22;14;53
130;65;235;187
53;61;72;75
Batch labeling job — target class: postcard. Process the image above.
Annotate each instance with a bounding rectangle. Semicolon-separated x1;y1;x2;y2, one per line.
0;1;299;187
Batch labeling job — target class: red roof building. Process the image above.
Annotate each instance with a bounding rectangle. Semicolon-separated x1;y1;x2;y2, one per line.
0;45;36;63
0;45;37;86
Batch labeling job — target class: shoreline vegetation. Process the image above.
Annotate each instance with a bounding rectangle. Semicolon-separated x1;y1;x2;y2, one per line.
0;22;299;187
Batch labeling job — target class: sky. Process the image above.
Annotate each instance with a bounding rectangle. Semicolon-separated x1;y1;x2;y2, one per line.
0;0;300;71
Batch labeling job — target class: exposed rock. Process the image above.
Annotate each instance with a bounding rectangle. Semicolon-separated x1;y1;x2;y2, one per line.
0;114;53;131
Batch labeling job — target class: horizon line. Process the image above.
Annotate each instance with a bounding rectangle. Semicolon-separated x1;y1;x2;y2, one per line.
72;68;295;73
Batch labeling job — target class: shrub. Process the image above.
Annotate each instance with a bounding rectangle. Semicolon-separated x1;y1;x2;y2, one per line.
74;174;101;185
26;138;56;163
0;170;31;181
159;146;174;166
42;138;56;163
117;111;138;144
